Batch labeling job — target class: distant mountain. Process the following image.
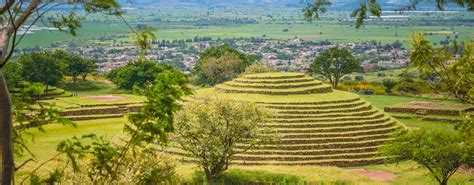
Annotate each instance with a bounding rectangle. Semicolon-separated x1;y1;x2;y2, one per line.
124;0;442;11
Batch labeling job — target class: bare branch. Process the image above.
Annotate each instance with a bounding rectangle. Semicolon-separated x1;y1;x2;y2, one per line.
0;0;15;15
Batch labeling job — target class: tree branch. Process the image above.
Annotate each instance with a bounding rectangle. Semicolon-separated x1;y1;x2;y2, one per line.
0;0;15;15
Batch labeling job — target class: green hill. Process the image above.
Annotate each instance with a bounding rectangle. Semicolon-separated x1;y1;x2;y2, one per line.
175;72;405;166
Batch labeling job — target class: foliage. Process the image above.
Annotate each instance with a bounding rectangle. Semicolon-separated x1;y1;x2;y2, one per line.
24;70;191;184
381;129;474;185
304;0;473;29
132;26;158;56
174;98;273;182
52;50;97;83
382;79;398;94
393;80;436;95
303;0;332;20
189;169;301;184
193;45;257;85
106;60;176;90
17;51;66;89
337;81;386;95
0;62;23;87
410;33;474;103
243;63;278;74
308;46;361;88
11;82;74;158
198;52;246;85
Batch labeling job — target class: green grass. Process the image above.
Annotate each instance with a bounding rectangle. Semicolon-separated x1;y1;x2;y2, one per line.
60;80;131;95
196;88;359;103
16;118;127;177
56;94;145;106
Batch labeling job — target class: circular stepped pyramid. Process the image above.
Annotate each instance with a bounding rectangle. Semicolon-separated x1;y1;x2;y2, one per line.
172;72;405;166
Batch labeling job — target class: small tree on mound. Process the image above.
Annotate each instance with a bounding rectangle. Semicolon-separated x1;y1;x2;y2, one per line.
174;98;273;183
308;46;361;88
381;129;474;185
193;45;257;85
244;63;277;74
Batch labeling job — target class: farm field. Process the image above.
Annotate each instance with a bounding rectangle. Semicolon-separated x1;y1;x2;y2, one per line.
19;21;473;49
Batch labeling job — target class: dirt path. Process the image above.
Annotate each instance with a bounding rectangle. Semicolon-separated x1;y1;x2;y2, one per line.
350;169;397;181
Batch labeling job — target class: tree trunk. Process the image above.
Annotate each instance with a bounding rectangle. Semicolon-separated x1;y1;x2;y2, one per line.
204;167;214;183
0;72;14;185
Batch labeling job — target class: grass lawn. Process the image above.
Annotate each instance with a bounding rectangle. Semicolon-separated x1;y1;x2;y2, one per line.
18;116;472;184
361;94;466;131
60;80;131;95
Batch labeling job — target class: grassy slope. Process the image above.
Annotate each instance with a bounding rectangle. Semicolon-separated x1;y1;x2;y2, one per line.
18;93;472;184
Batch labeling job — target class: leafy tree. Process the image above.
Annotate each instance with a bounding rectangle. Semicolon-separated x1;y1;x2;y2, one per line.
382;79;398;94
198;52;246;85
304;0;473;28
174;98;273;183
132;26;157;57
23;70;192;184
18;51;66;91
193;45;257;85
243;63;278;74
0;0;139;183
0;61;23;87
410;33;474;103
53;50;97;83
381;129;474;185
307;46;361;88
106;60;176;90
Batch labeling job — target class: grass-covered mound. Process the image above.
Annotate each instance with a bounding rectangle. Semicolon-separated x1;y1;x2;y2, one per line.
39;94;145;121
385;101;474;123
174;72;405;166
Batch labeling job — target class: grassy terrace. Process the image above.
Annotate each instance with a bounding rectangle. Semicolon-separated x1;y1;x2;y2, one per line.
196;88;359;103
18;94;472;183
186;73;405;167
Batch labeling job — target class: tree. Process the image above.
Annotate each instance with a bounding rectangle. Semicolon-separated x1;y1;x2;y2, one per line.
307;46;361;88
53;50;97;83
193;45;256;85
382;79;398;94
174;98;273;183
0;61;22;87
132;26;157;57
410;33;474;103
0;1;122;183
199;52;246;85
304;0;473;28
106;60;176;90
243;63;277;74
381;129;474;185
17;51;66;91
24;70;192;184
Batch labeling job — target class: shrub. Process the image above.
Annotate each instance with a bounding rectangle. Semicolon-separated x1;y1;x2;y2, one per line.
338;81;386;95
354;75;364;81
382;79;398;94
243;63;277;74
394;81;435;95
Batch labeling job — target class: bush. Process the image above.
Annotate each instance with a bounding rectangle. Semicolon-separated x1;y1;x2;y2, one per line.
355;75;364;81
187;169;301;184
394;81;435;95
382;79;398;94
338;81;386;95
243;63;277;74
